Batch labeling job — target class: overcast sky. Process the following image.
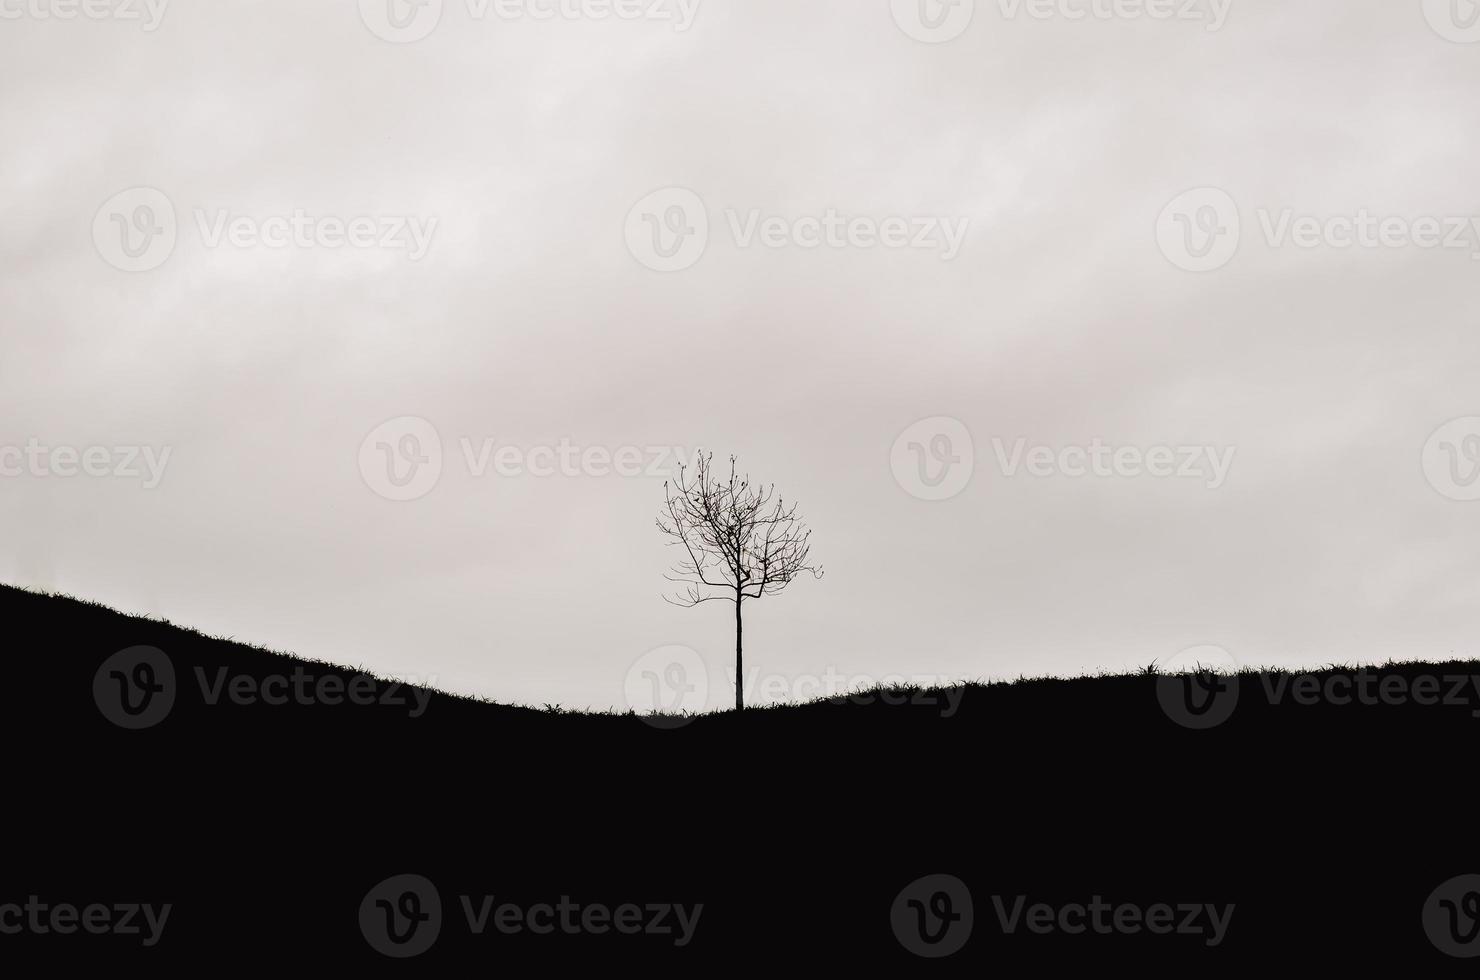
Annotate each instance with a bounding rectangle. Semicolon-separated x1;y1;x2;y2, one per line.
3;0;1480;711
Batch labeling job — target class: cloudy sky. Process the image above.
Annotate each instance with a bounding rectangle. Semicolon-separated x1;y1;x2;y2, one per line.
3;0;1479;711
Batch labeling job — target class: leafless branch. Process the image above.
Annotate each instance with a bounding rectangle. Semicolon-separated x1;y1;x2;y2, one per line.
656;451;823;608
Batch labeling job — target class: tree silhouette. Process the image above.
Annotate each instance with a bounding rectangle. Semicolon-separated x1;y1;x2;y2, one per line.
657;452;822;711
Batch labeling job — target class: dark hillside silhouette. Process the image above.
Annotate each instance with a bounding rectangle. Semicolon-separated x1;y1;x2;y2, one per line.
4;583;1478;968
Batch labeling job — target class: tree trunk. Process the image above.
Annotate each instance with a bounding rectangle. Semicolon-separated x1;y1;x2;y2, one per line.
734;594;744;711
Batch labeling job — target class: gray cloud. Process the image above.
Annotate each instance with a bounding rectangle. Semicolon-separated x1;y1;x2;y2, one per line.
2;0;1478;710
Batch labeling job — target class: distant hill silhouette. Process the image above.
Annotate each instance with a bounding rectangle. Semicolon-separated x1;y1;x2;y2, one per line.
5;583;1477;967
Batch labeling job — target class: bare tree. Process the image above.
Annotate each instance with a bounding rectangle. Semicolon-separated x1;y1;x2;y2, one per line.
657;452;822;711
